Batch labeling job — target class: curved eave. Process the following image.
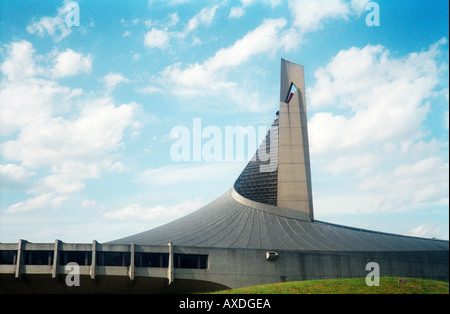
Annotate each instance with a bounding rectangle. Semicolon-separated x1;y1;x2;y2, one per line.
108;189;449;252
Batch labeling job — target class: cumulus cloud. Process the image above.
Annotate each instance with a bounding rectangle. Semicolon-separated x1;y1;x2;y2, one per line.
0;164;35;189
0;41;143;214
144;28;171;49
280;0;370;51
0;40;41;81
51;49;92;78
26;1;78;41
309;41;445;155
1;98;141;169
308;39;449;216
0;43;82;137
0;42;91;83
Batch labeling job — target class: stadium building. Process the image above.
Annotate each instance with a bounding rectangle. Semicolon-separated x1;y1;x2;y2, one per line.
0;59;448;293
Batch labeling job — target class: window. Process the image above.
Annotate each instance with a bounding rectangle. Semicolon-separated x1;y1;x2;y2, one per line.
135;252;169;268
97;252;130;266
24;251;53;265
0;250;17;265
174;254;208;269
59;251;92;266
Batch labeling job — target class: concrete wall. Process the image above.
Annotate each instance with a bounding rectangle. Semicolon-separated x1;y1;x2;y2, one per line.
199;247;449;289
1;242;448;293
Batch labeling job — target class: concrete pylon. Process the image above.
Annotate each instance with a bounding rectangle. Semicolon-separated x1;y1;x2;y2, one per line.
233;59;313;220
277;59;314;220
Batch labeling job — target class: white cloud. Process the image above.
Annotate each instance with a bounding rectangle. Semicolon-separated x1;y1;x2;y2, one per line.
280;0;370;52
143;5;218;49
324;153;380;176
0;164;35;188
350;0;371;14
186;5;218;33
51;49;92;78
359;157;449;211
104;73;130;90
229;7;245;19
6;193;68;214
288;0;369;33
308;42;444;155
1;100;140;168
407;222;442;239
26;1;77;41
0;41;143;213
207;18;286;70
146;18;286;112
167;13;180;27
0;40;40;81
308;39;449;217
145;0;372;110
103;199;204;221
27;17;71;42
0;45;82;137
144;28;170;49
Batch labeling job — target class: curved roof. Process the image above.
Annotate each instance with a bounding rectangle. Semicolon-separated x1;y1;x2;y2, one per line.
109;188;448;252
109;59;448;252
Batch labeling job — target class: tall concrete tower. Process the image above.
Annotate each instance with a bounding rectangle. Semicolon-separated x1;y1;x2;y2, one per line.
234;59;314;220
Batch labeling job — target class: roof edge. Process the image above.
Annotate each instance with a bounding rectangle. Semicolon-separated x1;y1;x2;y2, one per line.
230;187;311;222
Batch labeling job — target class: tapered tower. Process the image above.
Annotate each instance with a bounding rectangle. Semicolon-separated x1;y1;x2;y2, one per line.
234;59;314;220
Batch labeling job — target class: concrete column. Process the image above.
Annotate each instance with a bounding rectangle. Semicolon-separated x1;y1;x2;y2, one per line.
129;242;135;282
52;239;60;279
168;242;174;285
277;59;314;220
90;240;97;280
14;239;26;279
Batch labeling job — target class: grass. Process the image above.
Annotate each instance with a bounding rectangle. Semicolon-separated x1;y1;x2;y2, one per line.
209;277;449;294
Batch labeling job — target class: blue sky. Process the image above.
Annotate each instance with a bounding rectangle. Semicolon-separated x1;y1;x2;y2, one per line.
0;0;448;243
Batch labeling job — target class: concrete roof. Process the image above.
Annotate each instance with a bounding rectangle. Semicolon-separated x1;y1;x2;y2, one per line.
109;188;448;252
